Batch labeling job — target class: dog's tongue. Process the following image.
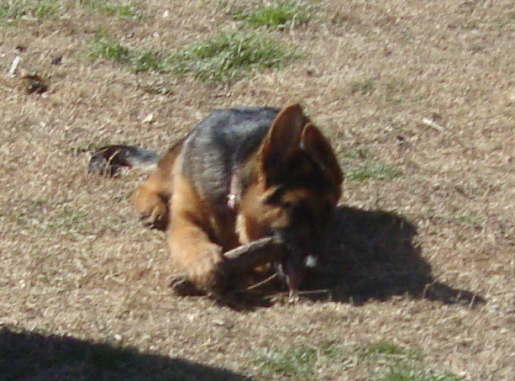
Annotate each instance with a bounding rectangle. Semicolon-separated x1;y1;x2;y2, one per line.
282;257;304;291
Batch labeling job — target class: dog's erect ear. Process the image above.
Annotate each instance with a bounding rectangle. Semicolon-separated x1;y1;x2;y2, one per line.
258;104;310;183
300;123;344;186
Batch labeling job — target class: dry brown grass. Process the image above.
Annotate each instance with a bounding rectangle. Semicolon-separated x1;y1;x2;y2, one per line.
1;0;515;380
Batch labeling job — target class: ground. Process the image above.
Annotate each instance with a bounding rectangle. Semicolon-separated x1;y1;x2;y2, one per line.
1;1;514;380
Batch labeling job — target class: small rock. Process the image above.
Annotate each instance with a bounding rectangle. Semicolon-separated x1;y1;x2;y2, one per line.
51;56;62;65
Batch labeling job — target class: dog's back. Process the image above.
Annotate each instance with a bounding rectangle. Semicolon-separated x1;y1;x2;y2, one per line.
180;107;280;211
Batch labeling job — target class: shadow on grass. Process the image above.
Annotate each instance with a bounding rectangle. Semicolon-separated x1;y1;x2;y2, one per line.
302;206;485;306
0;327;252;381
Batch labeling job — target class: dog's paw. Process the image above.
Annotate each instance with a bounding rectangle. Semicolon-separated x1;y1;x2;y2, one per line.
131;187;169;230
185;245;227;294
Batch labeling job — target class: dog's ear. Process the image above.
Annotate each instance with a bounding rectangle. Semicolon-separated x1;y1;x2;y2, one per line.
300;123;344;186
258;104;310;184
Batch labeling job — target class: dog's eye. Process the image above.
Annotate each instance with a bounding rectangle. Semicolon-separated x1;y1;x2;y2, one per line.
281;201;294;211
289;202;314;222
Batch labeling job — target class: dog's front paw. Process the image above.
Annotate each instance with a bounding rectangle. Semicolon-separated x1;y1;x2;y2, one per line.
131;187;169;230
185;245;227;294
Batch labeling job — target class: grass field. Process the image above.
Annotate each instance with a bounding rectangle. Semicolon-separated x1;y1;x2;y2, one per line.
1;1;514;380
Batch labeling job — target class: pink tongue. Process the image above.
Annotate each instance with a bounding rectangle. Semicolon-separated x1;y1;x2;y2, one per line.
283;259;304;291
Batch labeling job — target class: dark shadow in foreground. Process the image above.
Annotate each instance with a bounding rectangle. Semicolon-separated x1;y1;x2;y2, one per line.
301;206;485;306
0;327;252;381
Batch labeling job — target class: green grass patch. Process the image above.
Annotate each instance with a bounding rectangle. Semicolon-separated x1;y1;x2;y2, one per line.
256;345;317;378
88;32;298;81
0;0;141;20
228;1;311;29
359;342;464;381
380;365;465;381
347;163;401;182
255;342;341;379
167;31;299;82
252;341;463;380
77;0;141;19
340;147;401;182
362;341;414;357
88;35;166;72
88;36;132;63
0;0;60;20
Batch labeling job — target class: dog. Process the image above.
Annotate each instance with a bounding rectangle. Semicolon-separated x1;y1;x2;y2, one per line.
90;104;343;295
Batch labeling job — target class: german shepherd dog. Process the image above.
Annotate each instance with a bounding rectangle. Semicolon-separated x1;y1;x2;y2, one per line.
90;104;343;295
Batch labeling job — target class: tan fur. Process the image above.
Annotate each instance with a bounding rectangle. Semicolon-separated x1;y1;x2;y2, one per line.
131;139;184;230
167;172;225;291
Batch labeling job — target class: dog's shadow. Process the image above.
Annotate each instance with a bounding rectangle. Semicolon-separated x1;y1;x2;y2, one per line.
301;206;485;307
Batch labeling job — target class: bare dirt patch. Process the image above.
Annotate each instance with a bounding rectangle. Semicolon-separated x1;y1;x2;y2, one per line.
1;1;514;380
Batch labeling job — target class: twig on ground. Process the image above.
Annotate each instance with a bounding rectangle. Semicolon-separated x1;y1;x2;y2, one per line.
421;117;445;132
8;56;21;77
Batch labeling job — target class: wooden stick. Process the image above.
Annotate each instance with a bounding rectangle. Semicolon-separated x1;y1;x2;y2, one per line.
8;56;21;77
422;117;445;132
223;236;286;274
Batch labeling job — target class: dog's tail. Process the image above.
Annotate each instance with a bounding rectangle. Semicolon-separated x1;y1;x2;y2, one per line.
88;145;160;176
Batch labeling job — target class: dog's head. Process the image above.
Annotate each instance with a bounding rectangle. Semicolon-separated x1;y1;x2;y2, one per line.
238;104;343;290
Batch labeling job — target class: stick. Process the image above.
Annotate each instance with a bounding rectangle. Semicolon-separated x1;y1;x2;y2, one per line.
422;117;445;132
8;56;21;77
223;236;285;274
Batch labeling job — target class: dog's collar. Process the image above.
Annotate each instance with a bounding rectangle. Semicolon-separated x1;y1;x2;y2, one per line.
227;193;237;209
228;173;241;210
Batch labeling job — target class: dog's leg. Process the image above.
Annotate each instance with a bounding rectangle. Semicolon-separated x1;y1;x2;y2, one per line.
132;171;171;230
168;174;225;293
131;140;184;230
